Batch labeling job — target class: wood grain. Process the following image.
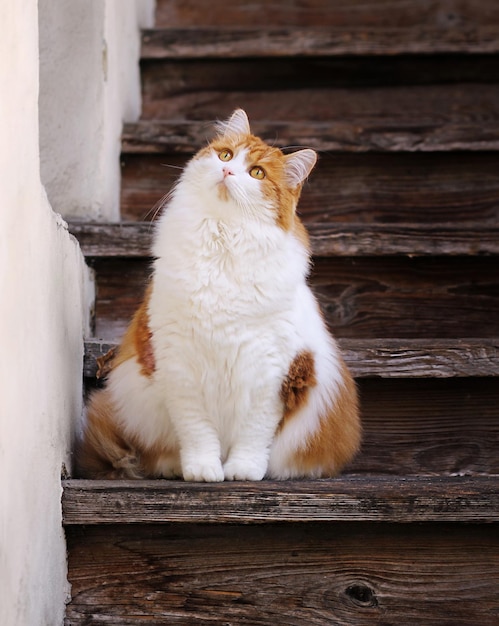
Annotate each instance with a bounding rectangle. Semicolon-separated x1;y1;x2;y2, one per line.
129;82;499;149
155;0;499;31
64;522;499;625
312;256;499;339
120;152;499;224
355;377;499;476
83;337;499;379
62;476;499;524
142;26;499;59
135;84;499;152
70;221;499;258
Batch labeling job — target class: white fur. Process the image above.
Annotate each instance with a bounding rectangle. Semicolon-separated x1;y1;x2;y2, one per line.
284;149;317;187
215;108;251;141
110;135;345;481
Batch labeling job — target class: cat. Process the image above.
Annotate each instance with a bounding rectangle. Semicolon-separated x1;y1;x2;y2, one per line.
77;108;361;481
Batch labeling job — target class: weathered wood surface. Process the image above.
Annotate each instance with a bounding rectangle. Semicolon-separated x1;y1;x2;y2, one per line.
356;378;499;476
142;26;499;59
83;337;499;379
120;152;499;224
70;221;499;258
313;256;499;339
155;0;499;31
89;257;499;340
65;522;499;625
128;84;499;149
62;476;499;525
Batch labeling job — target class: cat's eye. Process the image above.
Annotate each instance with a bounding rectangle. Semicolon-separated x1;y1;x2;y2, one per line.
249;166;266;180
218;149;233;162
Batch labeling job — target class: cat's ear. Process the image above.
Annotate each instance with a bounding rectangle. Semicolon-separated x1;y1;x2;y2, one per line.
215;109;251;140
284;149;317;187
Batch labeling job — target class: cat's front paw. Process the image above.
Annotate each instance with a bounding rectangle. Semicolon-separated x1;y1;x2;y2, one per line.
223;458;266;481
182;459;224;482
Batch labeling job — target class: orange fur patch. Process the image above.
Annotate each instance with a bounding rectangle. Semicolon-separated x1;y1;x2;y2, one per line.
114;284;156;378
280;350;317;428
95;347;116;379
292;218;311;253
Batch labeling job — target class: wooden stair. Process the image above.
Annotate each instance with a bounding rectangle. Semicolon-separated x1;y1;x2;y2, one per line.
64;1;499;623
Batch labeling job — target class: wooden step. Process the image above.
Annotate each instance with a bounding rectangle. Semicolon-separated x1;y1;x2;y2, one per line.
70;221;499;258
120;152;499;224
141;26;499;59
65;516;499;625
62;476;499;525
128;85;499;148
155;0;499;33
84;337;499;380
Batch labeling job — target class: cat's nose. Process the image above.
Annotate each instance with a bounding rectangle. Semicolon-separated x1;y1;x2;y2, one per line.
222;166;234;178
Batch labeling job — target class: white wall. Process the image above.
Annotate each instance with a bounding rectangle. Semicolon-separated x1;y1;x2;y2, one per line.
0;1;93;624
39;0;155;221
0;1;154;621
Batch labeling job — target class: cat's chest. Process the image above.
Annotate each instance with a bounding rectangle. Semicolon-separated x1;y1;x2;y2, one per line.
183;220;288;286
154;218;300;316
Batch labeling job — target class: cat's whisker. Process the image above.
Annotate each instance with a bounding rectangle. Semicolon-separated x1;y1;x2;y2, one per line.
160;163;184;170
141;188;175;225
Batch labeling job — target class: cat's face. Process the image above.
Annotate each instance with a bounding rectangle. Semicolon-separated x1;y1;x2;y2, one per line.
180;109;317;231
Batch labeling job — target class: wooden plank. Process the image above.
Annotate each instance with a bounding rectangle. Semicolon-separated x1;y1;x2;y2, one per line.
83;337;499;379
355;378;499;476
120;152;499;224
62;476;499;525
142;26;499;59
65;522;499;625
310;223;499;256
70;222;154;257
312;256;499;339
155;0;499;31
340;338;499;378
69;221;499;258
127;81;499;149
89;257;499;340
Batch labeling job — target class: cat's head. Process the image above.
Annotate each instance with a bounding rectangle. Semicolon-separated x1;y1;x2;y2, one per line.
179;109;317;231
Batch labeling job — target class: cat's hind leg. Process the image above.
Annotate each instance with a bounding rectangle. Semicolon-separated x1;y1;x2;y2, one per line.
76;389;144;479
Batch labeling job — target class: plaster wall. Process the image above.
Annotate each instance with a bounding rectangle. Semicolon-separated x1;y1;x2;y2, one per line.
0;1;93;624
39;0;155;221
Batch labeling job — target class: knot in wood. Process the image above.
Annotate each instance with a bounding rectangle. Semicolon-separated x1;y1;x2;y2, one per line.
345;583;378;608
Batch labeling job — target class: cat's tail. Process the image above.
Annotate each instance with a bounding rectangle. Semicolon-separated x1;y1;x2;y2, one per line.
75;388;144;479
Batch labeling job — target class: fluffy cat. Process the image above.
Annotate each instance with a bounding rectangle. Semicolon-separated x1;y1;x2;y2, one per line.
77;109;360;481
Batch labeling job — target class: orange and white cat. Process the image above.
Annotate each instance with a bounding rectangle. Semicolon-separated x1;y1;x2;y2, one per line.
78;109;360;481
